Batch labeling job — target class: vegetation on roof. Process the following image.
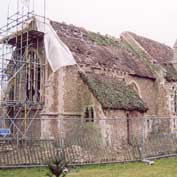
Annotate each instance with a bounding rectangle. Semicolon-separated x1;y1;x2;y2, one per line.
163;64;177;82
121;33;177;82
51;21;177;82
129;32;174;63
121;37;160;79
88;32;119;47
80;72;148;112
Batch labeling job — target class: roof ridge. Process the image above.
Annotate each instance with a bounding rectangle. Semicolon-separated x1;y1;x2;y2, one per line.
122;31;172;49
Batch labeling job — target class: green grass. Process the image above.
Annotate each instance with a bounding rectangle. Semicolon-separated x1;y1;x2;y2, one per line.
0;157;177;177
0;167;48;177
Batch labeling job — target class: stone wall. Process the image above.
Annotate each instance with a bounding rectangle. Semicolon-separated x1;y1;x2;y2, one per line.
41;65;105;139
126;75;157;116
40;63;175;143
126;75;173;117
155;82;169;116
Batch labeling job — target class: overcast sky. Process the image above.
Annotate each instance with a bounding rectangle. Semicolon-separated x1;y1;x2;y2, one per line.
0;0;177;47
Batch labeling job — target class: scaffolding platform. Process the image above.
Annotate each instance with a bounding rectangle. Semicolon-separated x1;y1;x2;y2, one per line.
0;30;44;46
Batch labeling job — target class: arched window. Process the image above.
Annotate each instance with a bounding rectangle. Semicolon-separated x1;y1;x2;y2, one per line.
84;106;94;122
26;49;44;102
175;90;177;113
129;83;139;93
84;107;90;122
171;86;177;113
126;113;131;145
90;107;94;122
128;81;141;98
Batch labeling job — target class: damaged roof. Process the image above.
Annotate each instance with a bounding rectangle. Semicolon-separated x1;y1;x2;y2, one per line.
162;63;177;82
128;32;174;63
50;20;177;82
126;32;177;81
80;72;148;112
50;21;155;79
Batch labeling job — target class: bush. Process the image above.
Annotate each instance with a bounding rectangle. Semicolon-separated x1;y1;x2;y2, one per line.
47;151;69;177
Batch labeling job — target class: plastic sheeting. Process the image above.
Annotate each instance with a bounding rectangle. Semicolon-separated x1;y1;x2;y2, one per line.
36;17;76;72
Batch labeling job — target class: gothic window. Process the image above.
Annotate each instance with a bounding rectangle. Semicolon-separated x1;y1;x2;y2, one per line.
171;86;177;114
26;50;43;102
129;83;139;93
147;119;150;129
172;118;177;133
126;113;131;145
173;119;176;129
175;90;177;113
128;82;141;98
84;106;94;122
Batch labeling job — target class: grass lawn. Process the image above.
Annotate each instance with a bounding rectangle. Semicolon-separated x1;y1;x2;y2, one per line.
0;157;177;177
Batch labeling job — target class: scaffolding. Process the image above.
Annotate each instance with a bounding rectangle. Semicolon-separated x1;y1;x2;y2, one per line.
0;0;46;140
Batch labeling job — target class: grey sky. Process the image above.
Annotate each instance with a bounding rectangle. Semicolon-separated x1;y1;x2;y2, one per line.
0;0;177;46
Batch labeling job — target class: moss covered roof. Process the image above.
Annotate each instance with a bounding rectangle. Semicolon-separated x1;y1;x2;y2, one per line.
128;32;174;63
50;21;177;82
80;72;148;112
50;21;154;79
126;32;177;81
162;63;177;82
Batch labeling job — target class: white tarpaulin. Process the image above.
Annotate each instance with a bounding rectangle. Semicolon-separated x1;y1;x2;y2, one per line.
36;17;76;72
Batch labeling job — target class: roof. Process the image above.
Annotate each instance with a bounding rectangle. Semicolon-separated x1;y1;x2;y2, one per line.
50;20;177;82
162;63;177;82
50;21;154;79
126;32;177;81
80;72;148;112
128;32;174;63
